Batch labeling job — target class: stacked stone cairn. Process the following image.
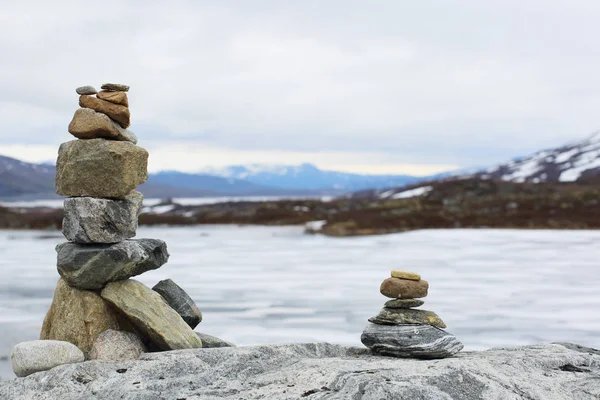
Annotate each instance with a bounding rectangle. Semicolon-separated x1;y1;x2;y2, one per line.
361;270;463;359
11;83;232;378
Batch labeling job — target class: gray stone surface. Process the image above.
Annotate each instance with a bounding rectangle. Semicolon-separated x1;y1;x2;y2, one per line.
1;342;598;399
196;332;235;348
369;307;447;328
10;340;84;378
384;298;424;309
361;323;463;359
62;191;143;244
75;85;97;95
56;239;169;290
56;139;148;198
88;330;146;361
101;83;130;92
152;279;202;329
68;108;137;143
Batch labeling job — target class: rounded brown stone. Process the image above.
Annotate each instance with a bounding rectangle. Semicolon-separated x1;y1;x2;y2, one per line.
380;278;429;299
384;298;425;309
79;95;131;128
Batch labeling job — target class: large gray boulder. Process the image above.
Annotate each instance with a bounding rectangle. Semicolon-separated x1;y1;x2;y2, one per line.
361;323;463;359
62;191;143;244
152;279;202;329
56;239;169;290
11;340;84;378
56;139;148;198
0;343;598;399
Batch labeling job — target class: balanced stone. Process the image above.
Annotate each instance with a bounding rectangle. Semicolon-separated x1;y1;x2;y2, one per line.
196;332;235;348
391;270;421;281
40;279;124;354
75;85;97;95
97;90;129;106
101;279;204;351
152;279;202;329
380;277;429;299
62;191;143;244
101;83;130;92
88;330;146;361
79;95;131;128
68;108;137;143
361;323;463;359
369;307;447;328
56;239;169;290
11;340;84;377
56;139;148;198
384;298;425;309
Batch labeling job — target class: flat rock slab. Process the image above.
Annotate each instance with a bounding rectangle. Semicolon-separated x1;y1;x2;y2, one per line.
361;323;462;359
390;270;421;280
1;343;598;399
40;279;124;354
75;85;97;95
79;95;130;128
11;340;84;378
68;108;137;143
56;139;148;198
62;191;143;244
384;298;424;309
380;277;429;298
88;330;146;361
97;91;129;106
101;279;203;351
369;307;447;328
152;279;202;329
57;239;169;290
101;83;130;92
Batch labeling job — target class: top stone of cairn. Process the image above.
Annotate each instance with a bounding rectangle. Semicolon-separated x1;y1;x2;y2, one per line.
101;83;130;92
390;270;421;281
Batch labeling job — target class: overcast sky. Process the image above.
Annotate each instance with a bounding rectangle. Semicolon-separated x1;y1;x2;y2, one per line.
2;0;600;174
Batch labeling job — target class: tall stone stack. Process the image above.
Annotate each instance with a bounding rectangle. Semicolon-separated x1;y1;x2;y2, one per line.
9;83;211;377
361;270;464;359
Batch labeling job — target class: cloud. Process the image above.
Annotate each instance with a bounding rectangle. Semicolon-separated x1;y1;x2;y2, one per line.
1;0;600;173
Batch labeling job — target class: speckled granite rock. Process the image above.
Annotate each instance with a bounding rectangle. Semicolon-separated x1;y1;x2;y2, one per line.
56;239;169;290
101;279;203;351
1;343;598;399
68;108;137;143
368;307;446;328
55;139;148;198
11;340;84;378
62;191;143;244
361;324;462;359
88;330;146;361
152;279;202;329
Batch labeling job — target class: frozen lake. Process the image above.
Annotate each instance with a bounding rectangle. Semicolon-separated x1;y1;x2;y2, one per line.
1;226;599;380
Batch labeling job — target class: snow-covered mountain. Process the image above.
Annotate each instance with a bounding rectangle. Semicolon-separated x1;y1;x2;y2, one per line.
472;132;600;183
0;155;56;198
197;163;423;191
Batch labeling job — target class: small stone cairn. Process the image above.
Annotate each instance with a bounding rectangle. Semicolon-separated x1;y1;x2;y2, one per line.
361;270;463;359
11;83;232;378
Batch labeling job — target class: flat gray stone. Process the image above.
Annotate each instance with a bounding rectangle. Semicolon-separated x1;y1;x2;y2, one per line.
384;298;425;309
369;307;447;328
88;330;146;361
153;279;202;329
56;239;169;290
68;108;137;143
75;85;97;95
196;332;235;348
11;340;84;378
62;191;143;244
1;343;598;399
101;83;130;92
361;323;463;359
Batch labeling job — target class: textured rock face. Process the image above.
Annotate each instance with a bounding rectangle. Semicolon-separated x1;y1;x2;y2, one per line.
369;307;447;328
79;95;130;128
56;239;169;290
196;332;235;348
152;279;202;329
75;85;97;95
56;139;148;198
68;108;137;143
384;298;424;309
62;191;143;244
1;343;598;399
40;279;123;354
97;91;128;106
11;340;84;378
361;324;463;359
101;279;203;351
380;277;429;298
88;330;146;361
101;83;130;92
